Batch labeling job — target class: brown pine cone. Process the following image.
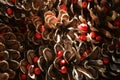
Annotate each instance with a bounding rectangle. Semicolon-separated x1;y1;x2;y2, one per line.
0;24;21;80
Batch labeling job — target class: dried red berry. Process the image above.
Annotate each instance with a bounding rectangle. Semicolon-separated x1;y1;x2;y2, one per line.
78;23;88;33
7;8;13;15
60;5;67;11
95;36;102;41
60;59;67;66
60;66;67;74
103;57;109;64
35;32;42;39
78;35;87;41
57;50;64;58
82;2;87;8
90;31;97;39
33;56;39;63
21;74;27;80
34;68;41;75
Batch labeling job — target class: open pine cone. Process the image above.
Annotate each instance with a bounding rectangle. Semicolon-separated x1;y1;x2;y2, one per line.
0;23;22;80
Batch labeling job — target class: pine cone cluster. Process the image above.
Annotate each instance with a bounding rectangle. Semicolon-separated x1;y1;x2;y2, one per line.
0;0;120;80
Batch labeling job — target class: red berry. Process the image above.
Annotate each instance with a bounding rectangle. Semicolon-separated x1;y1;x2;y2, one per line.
60;66;67;74
21;74;27;80
82;2;87;8
71;0;78;4
57;50;63;58
78;23;88;33
86;49;91;55
103;57;109;64
80;53;86;61
11;0;16;3
26;64;30;70
78;35;87;41
7;8;13;15
35;32;42;39
33;56;39;63
34;68;41;75
90;31;97;39
95;36;102;41
114;21;120;26
60;5;67;11
40;25;45;32
60;59;66;66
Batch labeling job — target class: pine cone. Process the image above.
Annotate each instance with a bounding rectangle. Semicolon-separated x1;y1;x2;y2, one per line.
0;23;21;80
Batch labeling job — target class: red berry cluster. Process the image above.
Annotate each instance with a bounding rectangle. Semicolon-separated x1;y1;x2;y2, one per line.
90;31;102;41
77;23;89;41
78;34;87;41
56;51;67;74
21;56;41;80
